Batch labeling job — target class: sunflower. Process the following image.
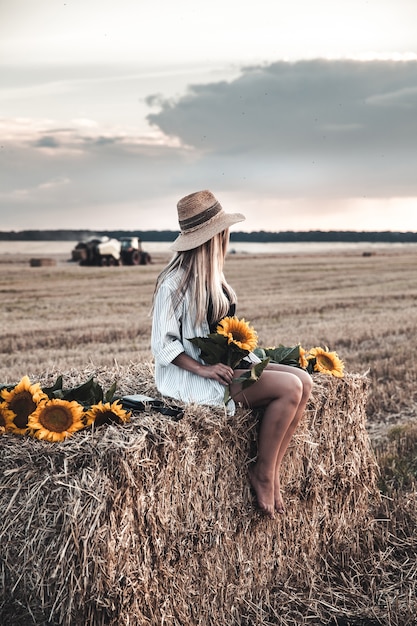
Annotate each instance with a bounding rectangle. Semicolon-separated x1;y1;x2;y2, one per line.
0;404;10;434
84;401;131;428
28;399;85;442
216;316;258;352
299;346;309;369
0;375;48;435
308;347;344;378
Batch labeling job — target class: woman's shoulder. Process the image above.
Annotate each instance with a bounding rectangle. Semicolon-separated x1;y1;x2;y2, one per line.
159;269;184;290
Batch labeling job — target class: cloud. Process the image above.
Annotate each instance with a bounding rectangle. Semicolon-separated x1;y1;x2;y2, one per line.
1;60;417;231
33;135;60;148
0;118;195;229
366;85;417;109
147;60;417;197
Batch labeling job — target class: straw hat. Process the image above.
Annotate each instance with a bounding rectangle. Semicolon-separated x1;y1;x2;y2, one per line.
170;190;245;251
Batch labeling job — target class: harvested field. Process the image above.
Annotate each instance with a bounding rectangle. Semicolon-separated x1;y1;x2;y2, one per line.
1;246;416;438
1;245;417;625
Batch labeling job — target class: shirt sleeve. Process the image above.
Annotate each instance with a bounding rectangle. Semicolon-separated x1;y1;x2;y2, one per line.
151;282;185;367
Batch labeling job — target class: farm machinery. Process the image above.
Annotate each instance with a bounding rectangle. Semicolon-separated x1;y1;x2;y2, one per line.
71;236;151;266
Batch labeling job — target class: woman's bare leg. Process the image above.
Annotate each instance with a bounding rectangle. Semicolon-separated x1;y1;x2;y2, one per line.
264;364;312;512
231;370;304;518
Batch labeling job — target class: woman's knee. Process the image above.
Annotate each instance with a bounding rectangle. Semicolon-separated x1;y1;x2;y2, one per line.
266;362;312;396
285;375;304;407
299;369;313;396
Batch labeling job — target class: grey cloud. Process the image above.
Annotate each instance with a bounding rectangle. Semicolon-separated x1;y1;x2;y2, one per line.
147;60;417;196
366;85;417;109
82;135;121;146
33;135;60;148
0;133;191;211
3;60;417;230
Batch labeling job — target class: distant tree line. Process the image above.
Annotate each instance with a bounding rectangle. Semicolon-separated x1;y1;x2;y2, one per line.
0;229;417;243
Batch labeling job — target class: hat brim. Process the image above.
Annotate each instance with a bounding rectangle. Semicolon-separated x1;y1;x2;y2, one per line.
170;212;245;252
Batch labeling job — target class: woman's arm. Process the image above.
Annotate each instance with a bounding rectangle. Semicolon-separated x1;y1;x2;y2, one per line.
152;279;233;386
172;353;234;386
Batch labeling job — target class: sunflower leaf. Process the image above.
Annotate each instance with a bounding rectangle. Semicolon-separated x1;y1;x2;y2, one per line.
188;334;229;365
227;342;250;369
105;381;117;403
233;357;270;389
62;376;104;406
50;389;65;400
188;333;249;368
306;358;316;374
0;383;15;393
42;375;63;399
254;345;303;369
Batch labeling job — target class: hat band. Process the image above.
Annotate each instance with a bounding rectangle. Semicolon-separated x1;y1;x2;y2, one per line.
179;201;222;233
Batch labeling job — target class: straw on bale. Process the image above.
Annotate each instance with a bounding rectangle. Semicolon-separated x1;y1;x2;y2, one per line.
1;364;381;625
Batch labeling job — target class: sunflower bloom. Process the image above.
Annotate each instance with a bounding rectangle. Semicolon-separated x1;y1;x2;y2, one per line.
0;375;48;435
308;347;344;378
0;404;10;434
28;399;85;442
216;317;258;352
299;346;309;369
84;401;131;428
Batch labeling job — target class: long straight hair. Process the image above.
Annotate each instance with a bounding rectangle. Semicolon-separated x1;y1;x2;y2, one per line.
153;229;236;326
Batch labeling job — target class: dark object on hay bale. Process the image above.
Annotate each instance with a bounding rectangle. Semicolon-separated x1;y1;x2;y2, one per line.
29;257;57;267
0;367;380;626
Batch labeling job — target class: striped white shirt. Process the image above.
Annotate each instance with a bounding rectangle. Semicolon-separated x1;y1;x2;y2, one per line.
151;270;237;414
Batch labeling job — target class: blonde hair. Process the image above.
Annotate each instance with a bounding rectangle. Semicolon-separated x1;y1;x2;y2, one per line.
153;229;236;326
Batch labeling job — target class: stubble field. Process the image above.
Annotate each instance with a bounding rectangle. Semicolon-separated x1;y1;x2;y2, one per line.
1;245;416;440
2;244;417;625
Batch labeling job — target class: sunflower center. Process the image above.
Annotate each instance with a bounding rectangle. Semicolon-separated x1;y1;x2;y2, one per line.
317;354;335;370
94;410;121;426
40;406;74;433
9;391;37;428
230;330;247;343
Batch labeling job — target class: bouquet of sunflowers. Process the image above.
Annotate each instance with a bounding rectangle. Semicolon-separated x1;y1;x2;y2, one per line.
190;316;345;404
0;375;131;442
189;316;270;404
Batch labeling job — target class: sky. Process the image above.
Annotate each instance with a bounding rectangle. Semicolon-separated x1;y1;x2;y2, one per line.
1;0;417;233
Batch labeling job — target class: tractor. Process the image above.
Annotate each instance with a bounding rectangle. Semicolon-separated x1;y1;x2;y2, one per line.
71;236;151;266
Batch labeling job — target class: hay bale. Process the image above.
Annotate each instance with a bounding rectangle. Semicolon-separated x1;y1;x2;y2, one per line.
29;258;57;267
0;365;379;625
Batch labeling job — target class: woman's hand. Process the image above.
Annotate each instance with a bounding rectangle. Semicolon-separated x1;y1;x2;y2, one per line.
172;353;234;386
199;363;234;385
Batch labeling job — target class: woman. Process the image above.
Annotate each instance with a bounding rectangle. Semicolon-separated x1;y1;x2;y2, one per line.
151;190;312;518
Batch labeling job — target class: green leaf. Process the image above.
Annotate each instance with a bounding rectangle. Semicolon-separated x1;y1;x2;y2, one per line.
188;333;250;369
251;357;271;379
233;357;270;390
226;341;249;369
306;358;316;374
258;345;305;369
188;334;229;365
223;385;232;405
51;389;65;400
62;376;104;406
105;381;117;403
42;375;63;399
253;347;267;360
0;383;15;394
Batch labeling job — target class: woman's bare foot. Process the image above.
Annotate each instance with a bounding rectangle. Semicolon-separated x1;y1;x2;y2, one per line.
248;464;275;518
274;476;285;514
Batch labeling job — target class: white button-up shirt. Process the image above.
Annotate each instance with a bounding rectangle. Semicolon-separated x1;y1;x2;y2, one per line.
151;270;237;414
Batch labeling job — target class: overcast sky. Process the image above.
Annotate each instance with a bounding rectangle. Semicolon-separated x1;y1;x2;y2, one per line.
1;0;417;232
